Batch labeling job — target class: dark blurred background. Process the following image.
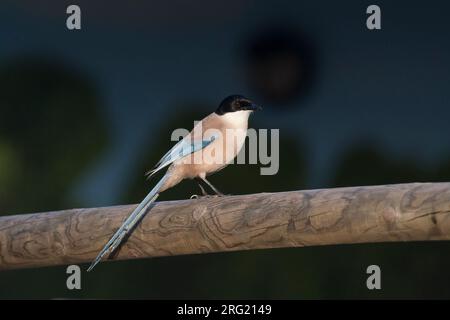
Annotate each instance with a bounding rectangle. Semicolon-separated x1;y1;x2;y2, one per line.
1;0;450;299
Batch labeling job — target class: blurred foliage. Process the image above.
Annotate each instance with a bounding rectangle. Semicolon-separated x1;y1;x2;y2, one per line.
0;57;109;214
332;141;450;187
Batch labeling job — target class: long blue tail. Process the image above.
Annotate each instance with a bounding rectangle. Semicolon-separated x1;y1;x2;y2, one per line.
87;174;168;272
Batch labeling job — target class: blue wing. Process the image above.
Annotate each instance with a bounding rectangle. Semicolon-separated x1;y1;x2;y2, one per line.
146;135;216;179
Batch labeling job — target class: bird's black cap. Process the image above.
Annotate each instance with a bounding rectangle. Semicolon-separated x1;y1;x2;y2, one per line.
215;95;261;115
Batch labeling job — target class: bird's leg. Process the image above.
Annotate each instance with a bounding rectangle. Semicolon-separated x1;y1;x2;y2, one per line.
191;177;225;199
201;177;225;196
196;178;210;196
190;178;211;199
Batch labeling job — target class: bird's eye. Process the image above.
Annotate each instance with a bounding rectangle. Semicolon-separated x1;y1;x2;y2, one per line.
239;100;251;107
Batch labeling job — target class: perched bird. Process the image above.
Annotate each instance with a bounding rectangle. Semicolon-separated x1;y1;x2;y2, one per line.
87;95;261;271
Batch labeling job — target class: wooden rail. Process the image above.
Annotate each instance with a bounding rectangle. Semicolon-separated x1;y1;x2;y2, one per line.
1;182;450;271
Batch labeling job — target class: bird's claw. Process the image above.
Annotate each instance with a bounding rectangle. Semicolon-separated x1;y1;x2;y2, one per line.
190;194;222;199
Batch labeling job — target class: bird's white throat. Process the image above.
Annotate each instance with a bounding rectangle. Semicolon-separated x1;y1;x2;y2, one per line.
220;110;251;128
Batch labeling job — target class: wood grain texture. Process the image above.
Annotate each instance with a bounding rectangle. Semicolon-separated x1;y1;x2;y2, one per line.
1;182;450;270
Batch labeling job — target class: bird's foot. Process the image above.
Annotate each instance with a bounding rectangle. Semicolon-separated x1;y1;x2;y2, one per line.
190;194;222;199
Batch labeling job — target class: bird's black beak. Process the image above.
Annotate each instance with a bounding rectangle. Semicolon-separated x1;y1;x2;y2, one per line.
248;103;262;111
